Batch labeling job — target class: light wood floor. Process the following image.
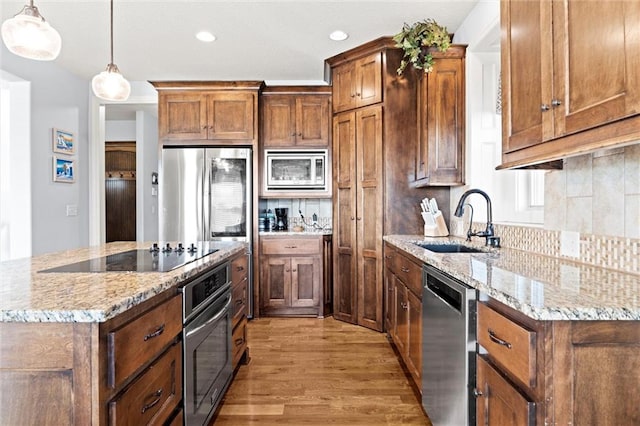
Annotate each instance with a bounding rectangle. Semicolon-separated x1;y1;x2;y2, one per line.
212;317;431;425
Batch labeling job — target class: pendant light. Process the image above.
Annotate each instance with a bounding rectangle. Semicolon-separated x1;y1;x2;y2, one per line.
92;0;130;101
1;1;62;61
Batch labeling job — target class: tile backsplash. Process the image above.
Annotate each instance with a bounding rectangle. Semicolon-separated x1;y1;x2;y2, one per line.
452;143;640;275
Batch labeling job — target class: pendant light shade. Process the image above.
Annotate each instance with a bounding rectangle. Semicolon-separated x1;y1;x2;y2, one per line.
92;64;131;101
92;0;130;101
1;1;61;61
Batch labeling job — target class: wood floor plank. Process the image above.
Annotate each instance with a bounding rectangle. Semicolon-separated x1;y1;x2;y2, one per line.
212;317;431;425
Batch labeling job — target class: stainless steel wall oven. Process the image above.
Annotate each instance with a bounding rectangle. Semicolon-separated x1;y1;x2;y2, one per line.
181;262;232;426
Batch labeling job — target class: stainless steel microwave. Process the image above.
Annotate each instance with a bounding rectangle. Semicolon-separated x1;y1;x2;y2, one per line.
265;149;328;192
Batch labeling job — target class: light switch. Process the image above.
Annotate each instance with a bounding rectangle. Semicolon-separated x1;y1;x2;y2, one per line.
66;204;78;216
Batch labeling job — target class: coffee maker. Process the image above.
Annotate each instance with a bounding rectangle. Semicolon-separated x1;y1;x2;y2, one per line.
274;208;288;231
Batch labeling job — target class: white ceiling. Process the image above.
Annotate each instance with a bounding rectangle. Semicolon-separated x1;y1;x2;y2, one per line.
1;0;478;83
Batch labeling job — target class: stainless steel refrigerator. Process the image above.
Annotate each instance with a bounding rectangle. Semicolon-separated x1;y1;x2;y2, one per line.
160;147;253;314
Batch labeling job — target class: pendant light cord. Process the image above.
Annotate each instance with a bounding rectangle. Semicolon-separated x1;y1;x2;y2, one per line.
110;0;114;65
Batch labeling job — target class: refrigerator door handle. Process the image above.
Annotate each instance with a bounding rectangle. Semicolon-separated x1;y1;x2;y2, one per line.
203;155;211;241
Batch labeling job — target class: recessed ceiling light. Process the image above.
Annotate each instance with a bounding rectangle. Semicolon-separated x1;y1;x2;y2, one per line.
196;31;216;42
329;30;349;41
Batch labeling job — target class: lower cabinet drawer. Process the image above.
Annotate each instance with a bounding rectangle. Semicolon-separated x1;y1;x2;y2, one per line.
108;342;182;426
108;296;182;388
477;303;537;388
261;238;320;255
232;318;247;368
393;253;423;297
231;253;249;285
232;277;248;328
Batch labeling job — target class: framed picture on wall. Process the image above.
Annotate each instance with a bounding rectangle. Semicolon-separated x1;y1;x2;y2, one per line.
52;128;75;155
53;156;75;183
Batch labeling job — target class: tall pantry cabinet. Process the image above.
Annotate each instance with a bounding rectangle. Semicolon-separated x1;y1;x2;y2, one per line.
326;38;441;331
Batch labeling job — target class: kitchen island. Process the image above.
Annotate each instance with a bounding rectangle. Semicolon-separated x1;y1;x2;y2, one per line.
384;235;640;426
0;240;246;425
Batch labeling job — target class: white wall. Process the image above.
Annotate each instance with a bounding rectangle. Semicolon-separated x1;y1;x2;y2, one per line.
1;44;90;255
137;110;159;242
104;113;159;242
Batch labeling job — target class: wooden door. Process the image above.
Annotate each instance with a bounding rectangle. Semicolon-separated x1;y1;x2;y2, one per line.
421;57;465;185
105;142;136;242
476;356;535;426
261;257;290;310
332;62;357;113
159;92;208;140
290;257;320;307
407;289;422;383
332;111;357;324
295;95;330;146
552;0;640;137
393;282;408;355
501;0;553;153
262;96;295;147
355;52;383;109
207;92;255;140
355;105;383;331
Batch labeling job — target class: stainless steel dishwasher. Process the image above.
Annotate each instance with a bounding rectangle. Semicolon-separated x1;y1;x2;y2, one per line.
422;264;477;426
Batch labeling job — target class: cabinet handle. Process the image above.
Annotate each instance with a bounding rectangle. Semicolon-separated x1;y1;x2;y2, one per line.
401;302;409;310
356;92;361;97
356;217;362;220
143;324;165;341
298;133;302;137
473;388;483;398
235;299;244;306
292;269;297;272
284;245;298;249
202;125;207;130
235;338;244;346
488;329;513;349
141;389;163;413
401;267;410;273
350;216;355;220
384;255;392;259
236;265;245;271
540;104;550;111
350;93;356;98
551;99;562;107
291;132;296;136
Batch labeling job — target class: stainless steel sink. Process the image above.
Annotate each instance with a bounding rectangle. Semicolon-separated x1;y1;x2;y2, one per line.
414;243;483;253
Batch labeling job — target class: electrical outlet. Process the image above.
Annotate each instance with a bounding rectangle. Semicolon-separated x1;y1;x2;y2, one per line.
66;204;78;217
560;231;580;258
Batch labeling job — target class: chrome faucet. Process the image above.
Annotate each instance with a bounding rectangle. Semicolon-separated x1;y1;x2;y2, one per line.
454;189;500;247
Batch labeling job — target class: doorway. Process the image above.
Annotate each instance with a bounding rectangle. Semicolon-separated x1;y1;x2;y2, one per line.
105;141;136;242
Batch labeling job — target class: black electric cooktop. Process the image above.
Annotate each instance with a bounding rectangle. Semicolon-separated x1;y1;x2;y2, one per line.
41;243;219;273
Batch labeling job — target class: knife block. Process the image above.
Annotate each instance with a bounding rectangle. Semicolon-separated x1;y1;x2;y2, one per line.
424;212;449;237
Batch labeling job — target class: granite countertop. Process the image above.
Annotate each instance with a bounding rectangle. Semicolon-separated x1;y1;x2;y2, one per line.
0;241;246;323
384;235;640;321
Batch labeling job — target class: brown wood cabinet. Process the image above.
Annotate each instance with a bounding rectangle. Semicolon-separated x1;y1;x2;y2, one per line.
259;235;330;317
327;38;440;332
415;46;467;186
476;297;640;425
230;252;249;369
151;81;263;145
500;0;640;168
0;289;182;426
261;87;331;147
384;243;422;389
332;51;383;113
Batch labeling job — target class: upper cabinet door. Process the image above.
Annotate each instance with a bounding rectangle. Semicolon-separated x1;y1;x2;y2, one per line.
295;95;330;146
355;52;383;108
207;92;255;140
332;62;357;113
262;95;296;147
159;93;208;140
501;0;553;153
552;0;640;137
332;52;383;113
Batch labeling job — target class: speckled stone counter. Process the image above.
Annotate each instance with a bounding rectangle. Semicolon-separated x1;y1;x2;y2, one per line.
384;235;640;321
0;241;246;323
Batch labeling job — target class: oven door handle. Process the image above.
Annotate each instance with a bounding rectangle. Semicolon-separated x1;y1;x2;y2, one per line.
186;295;231;339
